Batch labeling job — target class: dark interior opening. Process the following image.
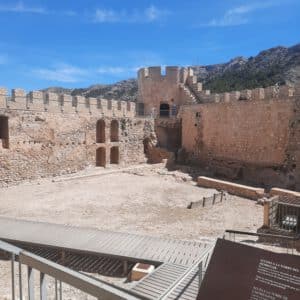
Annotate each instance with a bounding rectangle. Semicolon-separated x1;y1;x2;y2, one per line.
96;119;105;143
0;116;9;149
110;120;119;142
160;103;170;117
96;147;106;167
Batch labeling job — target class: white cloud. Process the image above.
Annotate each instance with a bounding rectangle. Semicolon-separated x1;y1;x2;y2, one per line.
0;1;46;14
93;5;169;23
97;67;128;75
33;64;88;83
0;1;78;16
205;1;285;27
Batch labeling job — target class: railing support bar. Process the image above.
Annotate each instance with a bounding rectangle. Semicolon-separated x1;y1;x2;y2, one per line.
19;261;23;300
11;253;15;300
28;266;34;300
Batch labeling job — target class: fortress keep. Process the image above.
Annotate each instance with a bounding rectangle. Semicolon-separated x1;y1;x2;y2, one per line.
138;66;300;191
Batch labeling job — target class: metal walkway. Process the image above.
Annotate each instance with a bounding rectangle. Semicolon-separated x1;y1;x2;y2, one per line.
0;217;212;267
131;247;212;300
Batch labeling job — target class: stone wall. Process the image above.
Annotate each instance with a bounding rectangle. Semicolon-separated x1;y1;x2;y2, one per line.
180;86;300;190
0;88;154;186
137;67;207;116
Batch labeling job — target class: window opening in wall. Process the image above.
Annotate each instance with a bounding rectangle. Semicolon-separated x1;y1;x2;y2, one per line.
0;116;9;149
96;119;105;143
110;120;119;142
110;146;119;164
96;147;106;167
160;103;170;117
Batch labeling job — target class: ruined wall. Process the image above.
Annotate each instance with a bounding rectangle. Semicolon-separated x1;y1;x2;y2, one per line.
0;88;154;186
181;85;300;190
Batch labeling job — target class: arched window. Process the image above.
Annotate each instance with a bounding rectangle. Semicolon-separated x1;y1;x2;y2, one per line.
96;119;105;143
160;103;170;117
96;147;106;167
110;146;119;164
0;115;9;149
110;120;119;142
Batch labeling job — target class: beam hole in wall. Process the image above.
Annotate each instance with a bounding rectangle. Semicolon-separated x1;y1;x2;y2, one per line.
110;146;119;164
0;115;9;149
110;120;119;142
160;103;170;118
96;147;106;167
96;119;105;143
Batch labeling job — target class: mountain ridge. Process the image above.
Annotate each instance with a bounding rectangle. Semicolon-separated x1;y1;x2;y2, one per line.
42;43;300;100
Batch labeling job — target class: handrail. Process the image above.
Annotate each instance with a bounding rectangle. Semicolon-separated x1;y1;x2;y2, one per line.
20;251;143;300
225;229;300;241
0;239;146;300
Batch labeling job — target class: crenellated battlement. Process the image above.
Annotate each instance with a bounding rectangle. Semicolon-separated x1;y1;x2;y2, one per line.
138;66;200;85
0;88;136;117
138;66;299;107
201;84;298;104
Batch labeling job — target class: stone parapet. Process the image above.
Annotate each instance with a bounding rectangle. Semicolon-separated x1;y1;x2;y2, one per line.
197;176;265;200
269;188;300;199
0;88;136;117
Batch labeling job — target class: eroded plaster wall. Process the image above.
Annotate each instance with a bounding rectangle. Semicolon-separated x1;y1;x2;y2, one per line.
0;108;154;186
181;98;299;190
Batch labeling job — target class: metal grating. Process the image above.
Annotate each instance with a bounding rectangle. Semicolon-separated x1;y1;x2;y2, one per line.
131;247;213;300
0;217;212;267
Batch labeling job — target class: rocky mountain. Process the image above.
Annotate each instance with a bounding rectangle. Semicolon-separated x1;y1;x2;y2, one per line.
43;43;300;99
195;43;300;93
43;79;138;102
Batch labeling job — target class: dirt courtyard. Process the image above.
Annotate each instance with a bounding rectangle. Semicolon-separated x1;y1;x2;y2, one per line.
0;164;263;240
0;164;265;299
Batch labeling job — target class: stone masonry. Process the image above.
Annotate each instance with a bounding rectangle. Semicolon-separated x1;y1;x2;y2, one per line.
138;66;300;191
0;88;154;186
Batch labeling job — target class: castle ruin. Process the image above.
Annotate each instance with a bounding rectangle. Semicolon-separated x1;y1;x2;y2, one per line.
0;66;299;191
138;66;300;191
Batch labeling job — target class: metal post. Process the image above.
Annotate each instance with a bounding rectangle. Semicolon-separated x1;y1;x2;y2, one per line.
59;281;62;300
11;253;15;300
19;261;23;300
40;272;47;300
55;279;58;300
28;267;34;300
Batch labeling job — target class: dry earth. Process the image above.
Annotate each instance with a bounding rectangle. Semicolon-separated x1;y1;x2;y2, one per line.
0;164;263;298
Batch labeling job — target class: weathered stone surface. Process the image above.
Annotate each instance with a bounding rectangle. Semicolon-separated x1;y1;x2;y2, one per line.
269;188;300;199
197;176;265;200
0;108;155;186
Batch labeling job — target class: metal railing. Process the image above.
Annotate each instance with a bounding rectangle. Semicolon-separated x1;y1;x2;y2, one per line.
0;239;143;300
224;230;300;254
187;191;226;209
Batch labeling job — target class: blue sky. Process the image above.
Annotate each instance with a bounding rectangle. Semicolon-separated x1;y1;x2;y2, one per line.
0;0;299;90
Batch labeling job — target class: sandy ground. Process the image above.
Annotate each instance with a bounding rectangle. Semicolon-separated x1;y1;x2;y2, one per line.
0;164;264;298
0;165;263;239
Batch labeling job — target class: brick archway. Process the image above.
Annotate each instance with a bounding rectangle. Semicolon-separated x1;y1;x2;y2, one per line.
110;146;119;164
96;119;105;143
96;147;106;167
110;120;119;142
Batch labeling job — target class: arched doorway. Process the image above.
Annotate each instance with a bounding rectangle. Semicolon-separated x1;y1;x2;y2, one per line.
110;120;119;142
110;146;119;164
96;119;105;143
96;147;106;167
160;103;170;117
